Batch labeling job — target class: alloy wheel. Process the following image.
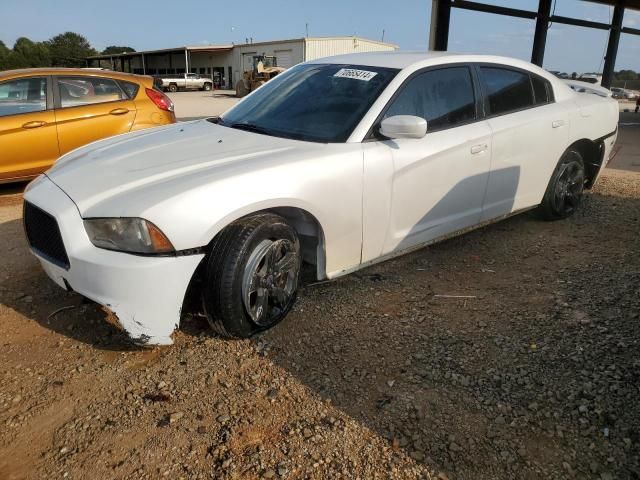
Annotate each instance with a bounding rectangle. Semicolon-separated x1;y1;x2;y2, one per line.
242;239;300;326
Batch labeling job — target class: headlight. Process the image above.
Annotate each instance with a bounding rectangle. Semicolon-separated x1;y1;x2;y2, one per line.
84;218;174;254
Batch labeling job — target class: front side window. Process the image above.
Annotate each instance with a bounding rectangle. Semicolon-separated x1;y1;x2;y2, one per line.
480;67;533;115
384;66;476;131
220;63;398;143
0;77;47;117
57;76;126;108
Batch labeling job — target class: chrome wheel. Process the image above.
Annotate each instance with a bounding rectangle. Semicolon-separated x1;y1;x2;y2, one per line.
242;238;300;326
552;161;584;216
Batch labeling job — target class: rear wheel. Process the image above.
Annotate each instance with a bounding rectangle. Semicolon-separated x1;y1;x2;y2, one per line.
202;213;301;338
168;83;178;93
203;82;212;91
538;150;586;220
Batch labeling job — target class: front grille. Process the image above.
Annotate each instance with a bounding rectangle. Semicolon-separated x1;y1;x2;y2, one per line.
23;201;70;269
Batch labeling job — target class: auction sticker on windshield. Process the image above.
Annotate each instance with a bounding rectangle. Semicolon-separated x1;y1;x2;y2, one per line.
333;68;378;81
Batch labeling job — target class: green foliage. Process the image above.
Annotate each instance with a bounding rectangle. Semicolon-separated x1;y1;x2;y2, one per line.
613;70;638;81
46;32;97;67
102;46;136;55
10;37;51;68
0;40;10;69
0;31;105;70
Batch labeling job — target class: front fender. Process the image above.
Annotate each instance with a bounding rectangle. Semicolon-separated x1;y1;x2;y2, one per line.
141;147;365;278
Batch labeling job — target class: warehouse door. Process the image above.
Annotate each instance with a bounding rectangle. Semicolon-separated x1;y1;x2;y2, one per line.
275;50;293;68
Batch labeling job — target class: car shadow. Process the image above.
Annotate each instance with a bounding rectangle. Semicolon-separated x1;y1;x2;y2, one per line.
254;191;640;478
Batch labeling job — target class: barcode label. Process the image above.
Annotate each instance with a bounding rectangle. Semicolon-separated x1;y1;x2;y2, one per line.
333;68;378;82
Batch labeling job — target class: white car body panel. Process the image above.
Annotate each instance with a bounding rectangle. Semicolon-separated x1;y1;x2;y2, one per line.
24;174;203;345
23;52;619;345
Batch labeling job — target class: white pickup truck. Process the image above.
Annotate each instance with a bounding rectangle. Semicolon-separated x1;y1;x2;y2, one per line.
156;73;213;92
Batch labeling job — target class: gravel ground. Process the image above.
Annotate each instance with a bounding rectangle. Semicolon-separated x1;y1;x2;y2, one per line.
0;164;638;479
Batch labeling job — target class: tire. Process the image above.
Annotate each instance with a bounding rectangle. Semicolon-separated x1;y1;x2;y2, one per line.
235;80;249;98
168;84;178;93
202;213;301;338
203;82;212;91
538;149;586;220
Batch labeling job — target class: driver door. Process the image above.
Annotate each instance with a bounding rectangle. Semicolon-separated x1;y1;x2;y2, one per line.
362;66;495;261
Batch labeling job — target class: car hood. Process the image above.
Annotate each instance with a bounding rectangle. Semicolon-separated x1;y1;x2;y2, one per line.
47;120;311;215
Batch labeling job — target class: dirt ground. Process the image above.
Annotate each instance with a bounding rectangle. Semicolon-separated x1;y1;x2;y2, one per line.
0;126;639;480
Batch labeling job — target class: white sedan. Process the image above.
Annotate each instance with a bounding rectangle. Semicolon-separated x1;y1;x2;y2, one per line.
23;52;619;345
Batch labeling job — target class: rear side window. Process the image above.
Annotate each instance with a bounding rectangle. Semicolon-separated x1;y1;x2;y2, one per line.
531;75;553;105
0;77;47;117
119;80;140;99
480;67;533;116
57;76;126;108
384;66;476;131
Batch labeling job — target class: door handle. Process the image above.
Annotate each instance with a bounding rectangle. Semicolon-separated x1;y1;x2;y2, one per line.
552;120;565;128
470;144;488;154
109;108;129;115
22;121;46;129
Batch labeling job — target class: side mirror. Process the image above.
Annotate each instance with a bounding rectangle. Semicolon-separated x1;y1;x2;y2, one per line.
379;115;427;139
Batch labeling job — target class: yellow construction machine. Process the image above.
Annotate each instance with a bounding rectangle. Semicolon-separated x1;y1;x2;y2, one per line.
235;55;286;98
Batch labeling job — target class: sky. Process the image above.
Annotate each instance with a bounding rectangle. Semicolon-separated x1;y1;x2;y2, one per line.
1;0;639;73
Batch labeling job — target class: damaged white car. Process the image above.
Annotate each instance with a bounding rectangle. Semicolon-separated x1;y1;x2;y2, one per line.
23;52;619;345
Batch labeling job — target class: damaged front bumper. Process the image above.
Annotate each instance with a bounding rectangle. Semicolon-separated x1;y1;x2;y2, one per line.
23;175;204;345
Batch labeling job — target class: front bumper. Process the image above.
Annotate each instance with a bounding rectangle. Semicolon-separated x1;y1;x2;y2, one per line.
23;175;205;345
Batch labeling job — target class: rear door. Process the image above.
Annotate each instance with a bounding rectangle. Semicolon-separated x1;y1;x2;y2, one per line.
53;75;137;155
0;76;59;180
477;65;569;219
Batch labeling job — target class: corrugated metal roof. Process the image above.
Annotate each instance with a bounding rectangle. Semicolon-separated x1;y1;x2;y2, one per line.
88;45;233;60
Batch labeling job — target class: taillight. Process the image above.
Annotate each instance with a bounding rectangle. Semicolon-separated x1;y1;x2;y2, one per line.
145;88;174;112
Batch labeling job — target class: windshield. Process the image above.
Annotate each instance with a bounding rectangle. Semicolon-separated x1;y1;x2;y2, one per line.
220;63;399;143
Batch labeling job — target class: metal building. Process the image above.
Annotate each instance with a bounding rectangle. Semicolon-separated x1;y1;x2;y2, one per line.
86;36;398;89
429;0;640;89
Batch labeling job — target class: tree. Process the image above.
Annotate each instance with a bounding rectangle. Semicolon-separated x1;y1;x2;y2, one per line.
46;32;96;67
10;37;50;68
102;46;136;55
614;69;638;81
0;40;9;69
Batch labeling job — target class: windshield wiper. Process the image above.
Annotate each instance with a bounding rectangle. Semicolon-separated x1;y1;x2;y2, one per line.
228;122;273;136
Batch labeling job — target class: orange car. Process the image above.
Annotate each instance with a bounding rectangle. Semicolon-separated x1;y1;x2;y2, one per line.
0;68;176;183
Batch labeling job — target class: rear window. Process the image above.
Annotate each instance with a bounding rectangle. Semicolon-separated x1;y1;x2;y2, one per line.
480;67;533;116
119;80;140;99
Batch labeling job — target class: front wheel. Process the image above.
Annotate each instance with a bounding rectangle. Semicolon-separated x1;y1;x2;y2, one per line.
538;149;586;220
202;213;301;338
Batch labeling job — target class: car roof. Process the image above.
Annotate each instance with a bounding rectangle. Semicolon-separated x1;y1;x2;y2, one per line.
310;50;548;74
309;50;574;101
0;67;152;83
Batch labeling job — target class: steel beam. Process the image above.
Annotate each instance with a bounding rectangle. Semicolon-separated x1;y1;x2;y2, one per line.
549;14;611;30
531;0;552;66
602;2;625;88
431;0;452;51
622;26;640;36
